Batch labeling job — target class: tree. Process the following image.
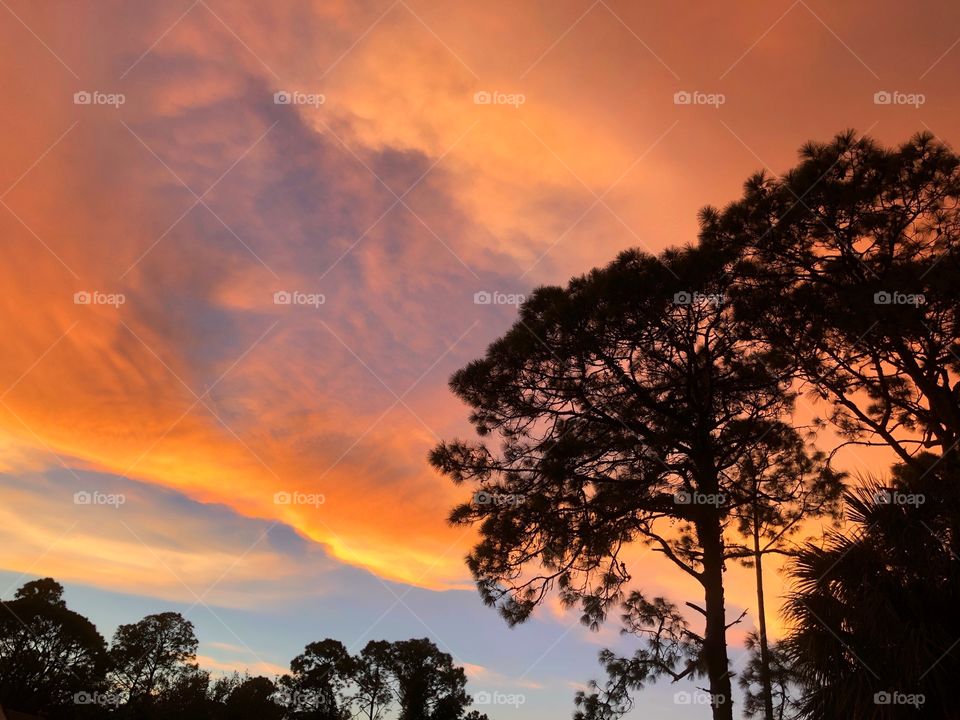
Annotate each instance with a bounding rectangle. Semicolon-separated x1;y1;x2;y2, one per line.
738;633;799;720
383;639;470;720
783;454;960;719
431;246;833;720
727;438;842;720
108;612;200;710
153;666;212;720
0;578;107;716
219;675;284;720
281;638;354;719
700;131;960;468
351;641;395;720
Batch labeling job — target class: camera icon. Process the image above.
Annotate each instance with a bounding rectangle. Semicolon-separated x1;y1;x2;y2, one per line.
873;91;892;105
673;291;692;305
673;91;692;105
74;491;92;505
474;290;492;305
74;291;92;305
873;291;892;305
473;91;492;105
274;91;292;105
273;290;292;305
74;691;94;705
473;491;492;505
674;691;692;704
74;91;92;105
475;691;492;705
274;491;292;505
874;691;892;705
673;491;691;505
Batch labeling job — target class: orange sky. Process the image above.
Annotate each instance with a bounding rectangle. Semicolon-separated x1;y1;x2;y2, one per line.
1;0;957;668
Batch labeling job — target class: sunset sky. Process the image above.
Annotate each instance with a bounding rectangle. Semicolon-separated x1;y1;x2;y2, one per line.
1;1;958;717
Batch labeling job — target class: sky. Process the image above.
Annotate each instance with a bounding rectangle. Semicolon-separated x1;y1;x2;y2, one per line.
0;1;958;717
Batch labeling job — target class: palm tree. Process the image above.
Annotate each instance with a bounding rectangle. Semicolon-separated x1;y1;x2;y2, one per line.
783;454;960;719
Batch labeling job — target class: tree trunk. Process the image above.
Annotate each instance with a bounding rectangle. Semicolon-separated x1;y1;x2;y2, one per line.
700;513;734;720
753;519;775;720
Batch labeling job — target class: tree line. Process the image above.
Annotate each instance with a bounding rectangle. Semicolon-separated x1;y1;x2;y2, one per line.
0;578;489;720
430;131;960;719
